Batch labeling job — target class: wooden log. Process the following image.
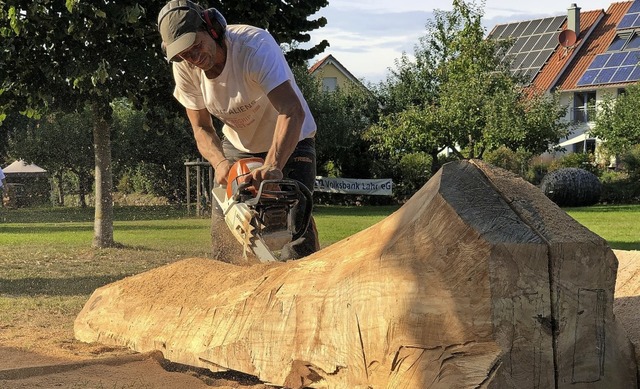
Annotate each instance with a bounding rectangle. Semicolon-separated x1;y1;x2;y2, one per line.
74;160;638;388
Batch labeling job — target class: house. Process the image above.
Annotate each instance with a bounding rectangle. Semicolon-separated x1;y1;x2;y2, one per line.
488;1;638;161
308;54;367;92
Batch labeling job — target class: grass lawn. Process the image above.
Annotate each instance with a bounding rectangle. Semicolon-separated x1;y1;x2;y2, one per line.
564;204;640;251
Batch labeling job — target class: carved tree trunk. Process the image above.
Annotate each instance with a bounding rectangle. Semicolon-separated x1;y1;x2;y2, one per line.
74;160;638;388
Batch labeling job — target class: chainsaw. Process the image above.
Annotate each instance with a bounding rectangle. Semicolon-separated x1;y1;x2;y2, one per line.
211;157;312;262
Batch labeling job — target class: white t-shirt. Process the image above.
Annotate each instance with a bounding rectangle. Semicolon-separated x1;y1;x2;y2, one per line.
172;25;316;153
0;168;5;188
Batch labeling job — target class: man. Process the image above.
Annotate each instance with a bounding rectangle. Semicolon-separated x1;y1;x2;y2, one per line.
158;0;319;260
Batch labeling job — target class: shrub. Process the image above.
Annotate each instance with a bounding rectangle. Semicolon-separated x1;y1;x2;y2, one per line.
525;157;551;185
549;152;600;176
540;167;602;206
620;144;640;180
599;169;640;204
394;152;433;200
484;147;520;175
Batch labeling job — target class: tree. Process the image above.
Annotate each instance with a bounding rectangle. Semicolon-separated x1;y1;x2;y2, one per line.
6;111;94;206
1;0;329;248
212;0;329;66
111;99;197;201
368;0;568;185
593;84;640;155
293;66;379;178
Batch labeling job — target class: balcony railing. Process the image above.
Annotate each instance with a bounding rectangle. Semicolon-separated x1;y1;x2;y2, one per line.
571;106;596;123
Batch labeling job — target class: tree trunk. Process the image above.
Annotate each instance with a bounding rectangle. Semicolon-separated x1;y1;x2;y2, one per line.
429;149;440;175
75;160;638;388
91;104;114;248
78;170;88;208
56;171;65;207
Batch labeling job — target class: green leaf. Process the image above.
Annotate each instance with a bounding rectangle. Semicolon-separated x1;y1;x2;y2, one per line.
65;0;76;13
127;5;142;24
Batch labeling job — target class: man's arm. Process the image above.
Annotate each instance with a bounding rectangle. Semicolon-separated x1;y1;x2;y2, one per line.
185;108;232;185
252;80;305;184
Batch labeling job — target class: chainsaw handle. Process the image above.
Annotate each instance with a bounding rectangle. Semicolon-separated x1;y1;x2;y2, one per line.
254;179;313;241
290;181;312;241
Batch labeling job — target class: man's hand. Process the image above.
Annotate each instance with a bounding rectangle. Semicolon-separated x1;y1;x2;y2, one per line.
250;164;283;190
214;159;232;185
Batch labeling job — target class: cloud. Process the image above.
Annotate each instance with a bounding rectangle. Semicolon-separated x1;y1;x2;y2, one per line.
307;7;432;82
305;0;615;83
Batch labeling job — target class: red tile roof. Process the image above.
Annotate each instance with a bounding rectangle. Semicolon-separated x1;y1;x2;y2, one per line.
555;1;634;91
529;9;605;93
308;55;330;74
308;54;367;89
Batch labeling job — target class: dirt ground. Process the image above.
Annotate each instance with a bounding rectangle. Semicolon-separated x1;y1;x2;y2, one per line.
0;345;268;388
1;250;639;388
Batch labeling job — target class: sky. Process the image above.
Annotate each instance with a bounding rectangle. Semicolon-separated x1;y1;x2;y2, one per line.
305;0;620;84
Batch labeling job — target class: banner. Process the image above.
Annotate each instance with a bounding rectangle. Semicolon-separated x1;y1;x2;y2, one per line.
314;177;393;196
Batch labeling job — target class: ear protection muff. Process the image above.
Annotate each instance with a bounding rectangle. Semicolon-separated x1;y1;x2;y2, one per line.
202;8;227;41
157;0;227;61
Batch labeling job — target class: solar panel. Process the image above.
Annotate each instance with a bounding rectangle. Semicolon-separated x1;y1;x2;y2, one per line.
509;37;527;53
539;48;554;61
605;52;628;67
531;52;548;68
627;33;640;49
591;53;611;68
629;65;640;82
595;68;616;84
618;13;637;29
512;52;528;68
501;23;518;39
624;51;640;65
489;15;566;84
524;69;537;83
523;20;540;36
489;24;506;39
577;70;599;86
549;16;566;31
534;18;553;35
511;22;528;37
608;35;628;51
542;33;557;50
629;0;640;13
521;35;540;52
577;2;640;87
533;34;557;51
611;66;634;82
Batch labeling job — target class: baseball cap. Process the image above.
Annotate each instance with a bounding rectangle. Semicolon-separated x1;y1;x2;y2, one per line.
158;0;204;61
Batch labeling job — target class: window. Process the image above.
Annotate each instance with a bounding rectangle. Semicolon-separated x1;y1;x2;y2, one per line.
573;91;596;123
322;77;338;92
573;139;596;154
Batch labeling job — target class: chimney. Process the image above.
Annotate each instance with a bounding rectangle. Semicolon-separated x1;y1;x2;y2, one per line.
568;3;581;37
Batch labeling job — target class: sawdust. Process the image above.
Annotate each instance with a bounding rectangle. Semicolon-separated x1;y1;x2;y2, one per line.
111;257;285;307
613;249;640;352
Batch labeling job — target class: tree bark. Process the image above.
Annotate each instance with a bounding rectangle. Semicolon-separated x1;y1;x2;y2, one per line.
56;170;65;207
91;103;114;248
75;160;638;388
78;170;88;208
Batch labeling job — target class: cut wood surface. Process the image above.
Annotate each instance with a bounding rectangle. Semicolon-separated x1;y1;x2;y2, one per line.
75;160;638;388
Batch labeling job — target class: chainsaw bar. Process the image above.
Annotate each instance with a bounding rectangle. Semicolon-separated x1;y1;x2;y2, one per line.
248;237;277;262
212;186;278;262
